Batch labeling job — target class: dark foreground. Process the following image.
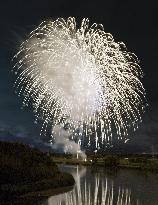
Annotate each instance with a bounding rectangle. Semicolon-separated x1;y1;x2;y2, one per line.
0;141;75;203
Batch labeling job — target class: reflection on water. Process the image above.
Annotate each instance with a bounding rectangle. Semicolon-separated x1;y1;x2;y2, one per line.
4;165;158;205
41;165;158;205
47;166;136;205
2;165;158;205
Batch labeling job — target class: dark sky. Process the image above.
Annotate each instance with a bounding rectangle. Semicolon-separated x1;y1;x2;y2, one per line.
0;0;158;152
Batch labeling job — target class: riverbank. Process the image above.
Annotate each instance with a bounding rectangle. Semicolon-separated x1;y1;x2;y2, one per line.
1;184;74;205
52;154;158;173
0;141;75;201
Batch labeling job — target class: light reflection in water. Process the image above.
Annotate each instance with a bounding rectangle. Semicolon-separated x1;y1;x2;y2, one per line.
46;166;141;205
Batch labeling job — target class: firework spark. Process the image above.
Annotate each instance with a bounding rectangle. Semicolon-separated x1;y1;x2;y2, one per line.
13;17;146;150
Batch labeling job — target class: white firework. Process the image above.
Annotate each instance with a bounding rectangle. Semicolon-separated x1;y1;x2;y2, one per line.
13;17;146;149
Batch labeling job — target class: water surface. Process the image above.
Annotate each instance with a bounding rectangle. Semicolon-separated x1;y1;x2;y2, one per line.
4;165;158;205
42;165;158;205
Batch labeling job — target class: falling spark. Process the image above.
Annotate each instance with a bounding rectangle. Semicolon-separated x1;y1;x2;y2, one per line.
12;17;146;149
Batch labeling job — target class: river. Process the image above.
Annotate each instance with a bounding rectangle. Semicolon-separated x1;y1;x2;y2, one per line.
40;164;158;205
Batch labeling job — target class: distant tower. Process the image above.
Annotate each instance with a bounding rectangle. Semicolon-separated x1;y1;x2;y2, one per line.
152;145;155;158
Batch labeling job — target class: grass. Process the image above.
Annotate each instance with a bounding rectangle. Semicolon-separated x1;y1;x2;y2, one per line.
0;141;75;200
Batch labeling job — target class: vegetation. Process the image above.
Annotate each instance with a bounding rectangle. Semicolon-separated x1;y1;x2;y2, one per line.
119;156;158;172
52;153;158;172
104;156;119;167
0;141;75;199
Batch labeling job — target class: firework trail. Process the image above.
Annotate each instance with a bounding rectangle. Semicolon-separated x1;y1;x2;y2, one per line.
13;17;146;151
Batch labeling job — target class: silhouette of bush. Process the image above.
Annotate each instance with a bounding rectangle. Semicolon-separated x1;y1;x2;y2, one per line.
0;141;74;197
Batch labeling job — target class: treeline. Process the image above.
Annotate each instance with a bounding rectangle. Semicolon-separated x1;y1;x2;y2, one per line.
92;155;158;172
50;152;158;159
0;141;74;198
52;152;158;172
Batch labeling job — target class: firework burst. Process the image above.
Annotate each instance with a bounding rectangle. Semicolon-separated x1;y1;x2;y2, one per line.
13;17;146;149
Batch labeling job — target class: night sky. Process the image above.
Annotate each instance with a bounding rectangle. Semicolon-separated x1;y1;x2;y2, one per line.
0;0;158;153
